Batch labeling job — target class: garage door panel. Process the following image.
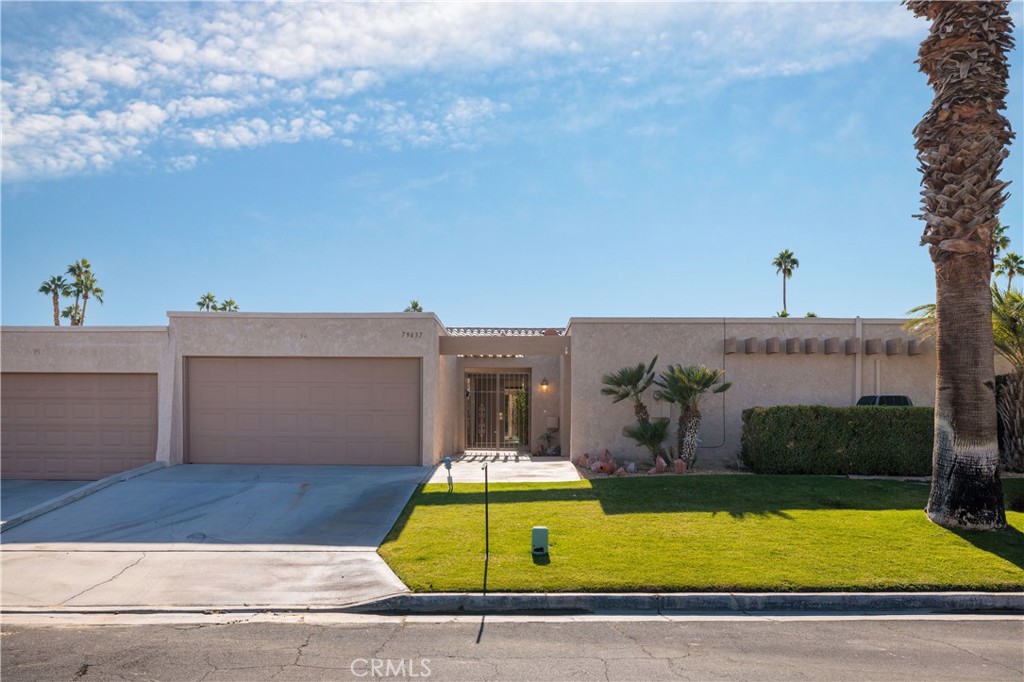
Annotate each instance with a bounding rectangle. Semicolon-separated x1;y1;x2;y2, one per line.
1;373;158;480
187;357;419;466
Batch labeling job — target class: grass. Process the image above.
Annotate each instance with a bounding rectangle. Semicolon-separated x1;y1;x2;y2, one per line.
378;475;1024;593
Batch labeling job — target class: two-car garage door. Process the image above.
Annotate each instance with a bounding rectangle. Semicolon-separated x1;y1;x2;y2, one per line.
186;357;420;466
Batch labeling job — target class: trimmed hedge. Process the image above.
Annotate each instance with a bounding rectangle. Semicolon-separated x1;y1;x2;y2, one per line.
741;405;934;475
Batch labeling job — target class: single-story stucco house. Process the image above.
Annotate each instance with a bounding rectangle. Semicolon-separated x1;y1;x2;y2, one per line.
1;312;948;480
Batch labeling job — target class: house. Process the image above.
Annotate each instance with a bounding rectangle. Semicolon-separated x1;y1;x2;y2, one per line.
0;312;940;480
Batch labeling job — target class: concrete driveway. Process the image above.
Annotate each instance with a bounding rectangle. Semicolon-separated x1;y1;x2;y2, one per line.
1;464;428;611
1;480;90;521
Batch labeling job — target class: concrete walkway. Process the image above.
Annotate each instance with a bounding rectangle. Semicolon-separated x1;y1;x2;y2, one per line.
426;452;581;484
1;464;429;611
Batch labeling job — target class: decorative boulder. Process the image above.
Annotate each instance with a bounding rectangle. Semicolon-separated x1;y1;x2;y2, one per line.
599;449;611;462
615;467;627;477
655;456;667;474
626;462;637;474
673;459;688;474
576;453;590;468
590;460;603;472
598;459;616;475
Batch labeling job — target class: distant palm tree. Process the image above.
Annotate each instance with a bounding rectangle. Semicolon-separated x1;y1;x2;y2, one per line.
196;292;218;311
653;364;731;466
64;258;102;325
77;271;104;326
65;259;91;326
61;305;80;324
995;252;1023;292
218;298;239;312
600;355;659;424
772;249;799;315
404;300;424;312
992;222;1011;259
39;275;72;326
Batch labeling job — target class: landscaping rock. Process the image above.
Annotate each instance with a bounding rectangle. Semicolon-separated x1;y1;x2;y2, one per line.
673;459;688;474
626;462;637;474
615;467;627;477
598;459;616;475
656;456;667;473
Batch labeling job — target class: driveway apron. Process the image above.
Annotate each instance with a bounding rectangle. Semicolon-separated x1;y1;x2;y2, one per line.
0;465;428;610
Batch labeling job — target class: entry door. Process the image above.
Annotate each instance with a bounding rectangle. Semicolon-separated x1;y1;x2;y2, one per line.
466;371;530;450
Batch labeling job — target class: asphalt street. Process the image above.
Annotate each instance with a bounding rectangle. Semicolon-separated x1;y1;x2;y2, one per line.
2;615;1022;681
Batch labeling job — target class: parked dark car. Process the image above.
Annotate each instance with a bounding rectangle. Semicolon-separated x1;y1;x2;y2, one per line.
856;395;913;407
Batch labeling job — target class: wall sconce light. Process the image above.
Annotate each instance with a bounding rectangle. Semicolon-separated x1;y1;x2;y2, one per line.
540;378;549;391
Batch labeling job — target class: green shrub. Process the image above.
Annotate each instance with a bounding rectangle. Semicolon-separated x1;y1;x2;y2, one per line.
741;405;934;475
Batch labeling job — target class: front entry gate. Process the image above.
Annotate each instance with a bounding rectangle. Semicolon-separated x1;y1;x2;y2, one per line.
465;371;531;450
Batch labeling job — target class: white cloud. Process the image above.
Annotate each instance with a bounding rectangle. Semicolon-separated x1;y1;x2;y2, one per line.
1;1;927;181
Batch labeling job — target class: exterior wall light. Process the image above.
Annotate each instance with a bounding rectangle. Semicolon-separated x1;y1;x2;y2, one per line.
540;378;549;391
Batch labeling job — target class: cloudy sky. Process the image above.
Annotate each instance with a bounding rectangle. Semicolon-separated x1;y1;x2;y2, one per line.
2;1;1022;327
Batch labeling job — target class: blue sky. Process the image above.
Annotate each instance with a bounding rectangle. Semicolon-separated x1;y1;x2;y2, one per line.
2;1;1022;328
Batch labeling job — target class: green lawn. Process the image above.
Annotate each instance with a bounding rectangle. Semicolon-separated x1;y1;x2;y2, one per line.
378;475;1024;592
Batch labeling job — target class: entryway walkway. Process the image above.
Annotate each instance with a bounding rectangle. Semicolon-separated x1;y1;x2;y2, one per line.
426;451;581;484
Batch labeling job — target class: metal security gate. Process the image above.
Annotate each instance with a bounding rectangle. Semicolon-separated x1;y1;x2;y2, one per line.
466;371;530;450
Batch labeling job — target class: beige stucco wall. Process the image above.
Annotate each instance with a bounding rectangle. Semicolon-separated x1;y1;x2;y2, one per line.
455;355;562;452
168;312;445;466
1;327;175;464
566;318;938;469
434;352;462;462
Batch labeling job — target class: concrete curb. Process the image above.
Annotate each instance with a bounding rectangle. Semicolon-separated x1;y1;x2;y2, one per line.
355;591;1024;615
1;462;167;533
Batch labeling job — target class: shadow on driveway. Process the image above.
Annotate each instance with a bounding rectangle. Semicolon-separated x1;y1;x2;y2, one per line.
1;480;90;522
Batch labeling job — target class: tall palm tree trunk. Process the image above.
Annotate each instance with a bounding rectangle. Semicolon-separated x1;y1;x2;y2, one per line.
782;276;787;314
926;259;1004;528
80;291;89;326
51;294;60;326
907;0;1012;530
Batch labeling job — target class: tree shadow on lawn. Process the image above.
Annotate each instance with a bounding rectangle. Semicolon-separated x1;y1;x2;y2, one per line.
405;476;936;519
950;524;1024;570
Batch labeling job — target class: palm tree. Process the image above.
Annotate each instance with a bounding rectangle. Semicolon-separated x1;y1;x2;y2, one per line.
217;298;239;312
600;356;658;423
906;0;1013;530
653;364;731;467
772;249;799;315
995;252;1024;292
992;287;1024;470
404;300;424;312
65;259;90;326
77;271;104;326
196;292;218;311
622;417;671;464
38;275;71;326
992;222;1011;258
60;305;80;324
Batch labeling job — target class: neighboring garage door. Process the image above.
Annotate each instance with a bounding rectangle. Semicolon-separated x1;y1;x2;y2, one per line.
187;357;420;466
1;373;158;480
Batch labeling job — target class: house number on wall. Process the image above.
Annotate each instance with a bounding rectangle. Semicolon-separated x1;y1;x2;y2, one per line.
401;331;423;339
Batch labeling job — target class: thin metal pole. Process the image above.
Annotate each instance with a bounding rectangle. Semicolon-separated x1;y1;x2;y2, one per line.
482;462;489;597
